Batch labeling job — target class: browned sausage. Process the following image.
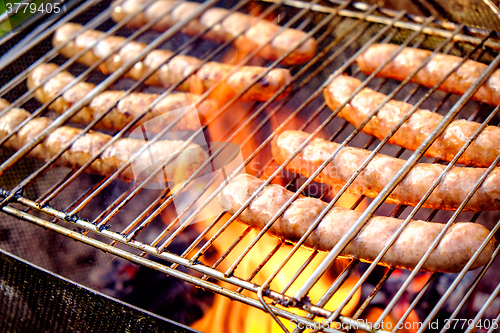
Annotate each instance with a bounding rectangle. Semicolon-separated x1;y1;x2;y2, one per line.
28;63;220;132
0;99;208;184
356;43;500;106
218;174;495;273
53;23;292;102
272;130;500;211
110;0;317;66
324;75;500;167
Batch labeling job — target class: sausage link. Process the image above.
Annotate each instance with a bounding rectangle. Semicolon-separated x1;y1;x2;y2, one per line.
324;75;500;167
110;0;317;66
28;63;220;132
0;99;208;184
53;23;292;102
218;174;495;273
356;43;500;106
272;130;500;211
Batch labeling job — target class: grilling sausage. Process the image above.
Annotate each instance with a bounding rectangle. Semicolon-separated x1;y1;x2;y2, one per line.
52;23;292;102
356;44;500;106
218;174;495;273
272;130;500;211
110;0;317;66
28;63;220;132
324;75;500;167
0;99;208;184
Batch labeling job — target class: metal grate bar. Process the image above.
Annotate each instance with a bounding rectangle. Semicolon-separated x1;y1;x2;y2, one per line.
176;175;299;275
246;14;435;297
353;268;396;320
38;0;284;215
0;0;218;197
292;261;365;333
322;55;500;330
203;226;254;282
271;0;500;49
0;0;37;25
391;273;438;332
35;165;105;207
417;230;500;331
295;28;492;306
1;1;500;331
258;27;488;328
229;173;344;289
186;9;380;266
323;37;492;324
279;251;319;295
455;258;500;333
0;0;89;63
0;0;170;116
294;22;376;90
54;181;136;230
61;0;310;225
0;3;111;101
3;191;317;310
292;201;368;332
171;210;227;261
96;2;336;255
36;2;257;208
440;244;500;333
23;0;240;203
374;97;500;327
151;4;344;254
121;163;221;240
314;261;361;307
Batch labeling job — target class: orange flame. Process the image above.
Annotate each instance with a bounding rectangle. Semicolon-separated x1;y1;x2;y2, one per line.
191;215;362;333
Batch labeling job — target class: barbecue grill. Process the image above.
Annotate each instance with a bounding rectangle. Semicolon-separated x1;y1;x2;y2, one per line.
1;0;500;332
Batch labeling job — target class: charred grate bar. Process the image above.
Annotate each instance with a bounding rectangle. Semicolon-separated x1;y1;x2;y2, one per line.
0;0;499;332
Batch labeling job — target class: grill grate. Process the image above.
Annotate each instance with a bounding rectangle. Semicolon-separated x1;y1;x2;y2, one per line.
0;0;500;332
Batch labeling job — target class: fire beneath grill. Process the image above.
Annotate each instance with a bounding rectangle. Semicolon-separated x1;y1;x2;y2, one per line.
190;204;362;332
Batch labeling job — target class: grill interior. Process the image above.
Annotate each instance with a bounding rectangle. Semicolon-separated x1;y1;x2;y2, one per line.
1;0;500;332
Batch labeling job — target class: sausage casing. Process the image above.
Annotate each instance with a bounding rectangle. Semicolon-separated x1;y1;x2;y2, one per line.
324;75;500;167
356;44;500;106
0;99;208;185
272;130;500;211
28;63;219;132
110;0;317;66
218;174;495;273
53;23;292;102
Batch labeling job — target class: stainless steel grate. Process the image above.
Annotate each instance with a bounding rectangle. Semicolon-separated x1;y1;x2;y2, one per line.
1;0;500;332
